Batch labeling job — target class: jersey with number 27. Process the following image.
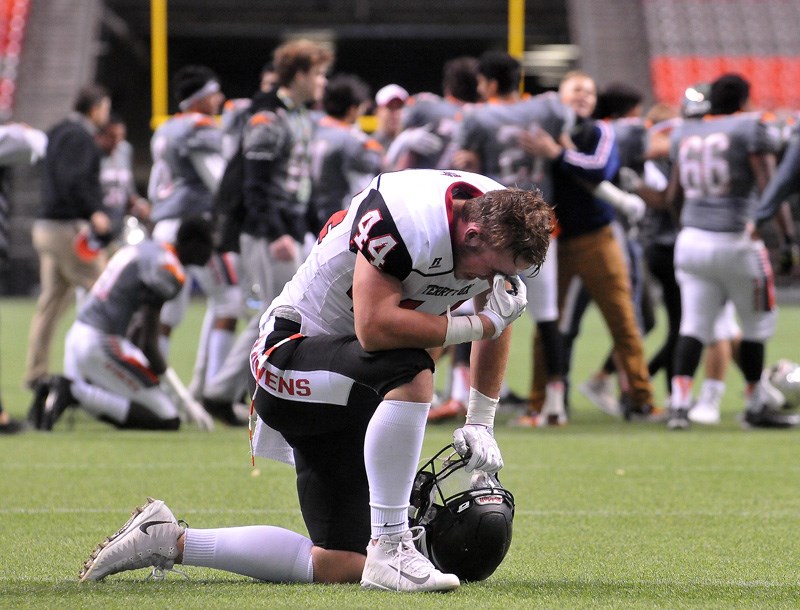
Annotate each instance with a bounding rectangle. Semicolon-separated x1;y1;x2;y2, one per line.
262;169;505;337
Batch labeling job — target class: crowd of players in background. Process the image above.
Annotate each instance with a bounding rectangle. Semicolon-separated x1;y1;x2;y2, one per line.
6;39;800;435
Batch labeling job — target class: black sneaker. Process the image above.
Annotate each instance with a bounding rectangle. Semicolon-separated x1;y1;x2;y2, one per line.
742;406;800;429
26;377;51;429
202;398;248;427
666;407;691;430
499;390;529;408
40;375;76;431
0;417;26;434
621;395;666;422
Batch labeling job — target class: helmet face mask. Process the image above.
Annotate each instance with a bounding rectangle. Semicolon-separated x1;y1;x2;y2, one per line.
409;444;515;582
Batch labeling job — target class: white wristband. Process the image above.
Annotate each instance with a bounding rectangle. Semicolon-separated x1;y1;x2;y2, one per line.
466;387;499;427
443;313;484;347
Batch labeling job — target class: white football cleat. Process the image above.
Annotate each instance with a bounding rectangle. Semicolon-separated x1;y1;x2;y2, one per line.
361;527;460;592
689;383;723;425
688;401;721;425
79;497;184;582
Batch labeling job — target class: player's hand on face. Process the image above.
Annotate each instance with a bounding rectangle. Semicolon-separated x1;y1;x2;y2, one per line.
480;274;528;339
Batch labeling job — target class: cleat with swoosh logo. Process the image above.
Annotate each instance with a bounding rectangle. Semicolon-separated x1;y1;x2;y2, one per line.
361;527;460;592
79;497;184;582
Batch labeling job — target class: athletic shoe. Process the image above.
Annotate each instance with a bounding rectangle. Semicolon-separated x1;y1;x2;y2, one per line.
688;401;721;425
666;407;691;430
741;406;800;429
40;375;76;431
427;399;466;423
202;398;248;427
361;527;460;592
538;383;568;426
26;377;50;429
579;376;621;417
508;413;540;427
498;389;529;410
79;497;184;582
620;396;666;423
0;417;26;434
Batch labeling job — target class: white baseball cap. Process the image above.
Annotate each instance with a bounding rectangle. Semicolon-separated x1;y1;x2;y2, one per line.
375;83;409;107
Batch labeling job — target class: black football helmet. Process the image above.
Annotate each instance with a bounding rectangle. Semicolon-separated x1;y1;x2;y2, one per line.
408;444;514;582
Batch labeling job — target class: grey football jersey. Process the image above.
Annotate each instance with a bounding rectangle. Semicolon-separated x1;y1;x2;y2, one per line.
148;113;223;222
670;112;773;232
78;240;185;335
220;97;252;159
458;92;574;199
402;93;470;169
309;116;382;222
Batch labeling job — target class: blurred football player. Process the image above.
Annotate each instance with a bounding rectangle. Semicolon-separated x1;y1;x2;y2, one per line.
666;73;798;429
450;50;574;426
756;121;800;275
31;217;213;431
147;65;241;407
384;55;479;171
307;73;382;234
0;121;47;434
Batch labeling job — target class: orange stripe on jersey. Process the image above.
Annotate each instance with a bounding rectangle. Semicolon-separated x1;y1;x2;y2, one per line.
109;337;160;385
194;115;217;128
250;113;273;127
162;263;185;285
319;115;350;129
364;138;384;153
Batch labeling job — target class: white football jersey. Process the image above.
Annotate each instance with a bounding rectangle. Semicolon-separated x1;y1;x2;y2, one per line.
263;169;506;337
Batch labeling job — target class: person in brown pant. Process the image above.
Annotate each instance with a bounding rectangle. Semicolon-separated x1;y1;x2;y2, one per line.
519;71;658;420
24;85;112;409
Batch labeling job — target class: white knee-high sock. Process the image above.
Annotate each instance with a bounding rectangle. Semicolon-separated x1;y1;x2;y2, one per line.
187;311;214;397
363;399;430;538
205;327;235;385
71;379;129;423
182;526;314;582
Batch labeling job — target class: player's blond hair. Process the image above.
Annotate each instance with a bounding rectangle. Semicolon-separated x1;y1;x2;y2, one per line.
462;188;553;272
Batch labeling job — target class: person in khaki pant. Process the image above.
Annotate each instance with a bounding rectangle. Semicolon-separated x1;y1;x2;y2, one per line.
25;85;112;408
519;71;657;420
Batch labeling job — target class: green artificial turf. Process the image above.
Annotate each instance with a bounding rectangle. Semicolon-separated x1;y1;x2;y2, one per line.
1;297;799;608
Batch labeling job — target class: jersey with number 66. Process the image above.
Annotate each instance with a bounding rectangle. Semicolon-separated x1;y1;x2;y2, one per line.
262;169;505;337
670;112;774;232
